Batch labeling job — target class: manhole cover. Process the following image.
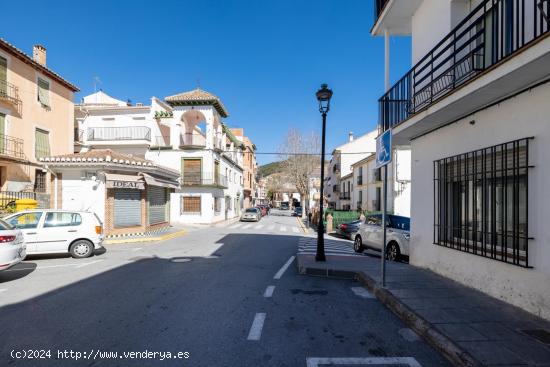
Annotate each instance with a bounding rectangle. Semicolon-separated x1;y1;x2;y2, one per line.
520;329;550;344
170;258;191;263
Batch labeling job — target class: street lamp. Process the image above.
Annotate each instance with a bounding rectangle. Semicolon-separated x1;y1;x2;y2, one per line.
315;83;333;262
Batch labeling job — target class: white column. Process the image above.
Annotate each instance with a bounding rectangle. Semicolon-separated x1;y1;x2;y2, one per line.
205;115;214;150
384;28;391;92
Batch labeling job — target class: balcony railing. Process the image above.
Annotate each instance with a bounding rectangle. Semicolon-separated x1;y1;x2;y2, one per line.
378;0;550;132
181;172;228;188
180;133;206;148
153;135;171;147
87;126;151;141
374;0;390;21
0;80;21;107
0;134;25;160
340;194;351;200
333;185;340;193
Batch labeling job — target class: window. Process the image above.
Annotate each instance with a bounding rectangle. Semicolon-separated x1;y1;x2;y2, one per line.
358;167;363;185
182;158;201;185
434;138;531;267
7;212;42;229
181;196;201;214
37;78;50;107
35;128;50;158
34;169;47;192
359;190;363;202
44;212;82;227
214;197;222;213
365;215;382;226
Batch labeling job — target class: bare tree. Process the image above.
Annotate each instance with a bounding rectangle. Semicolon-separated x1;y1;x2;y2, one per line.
278;128;321;217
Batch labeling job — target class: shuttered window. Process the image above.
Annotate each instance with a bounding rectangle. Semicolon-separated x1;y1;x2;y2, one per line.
37;78;50;107
0;56;7;97
148;186;168;224
181;196;201;214
182;158;201;185
35;128;50;158
114;189;142;227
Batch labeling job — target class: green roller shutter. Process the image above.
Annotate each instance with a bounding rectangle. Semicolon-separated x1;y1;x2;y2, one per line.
37;78;50;107
35;128;50;158
0;56;7;97
0;113;5;153
148;186;167;224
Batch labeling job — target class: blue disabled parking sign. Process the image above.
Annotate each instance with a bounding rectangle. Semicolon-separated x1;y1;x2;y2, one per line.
376;129;392;168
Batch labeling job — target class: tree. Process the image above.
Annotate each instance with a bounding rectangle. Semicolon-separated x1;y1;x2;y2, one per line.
278;128;320;217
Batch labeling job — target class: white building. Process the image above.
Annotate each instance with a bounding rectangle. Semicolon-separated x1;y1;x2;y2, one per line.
373;0;550;319
75;88;245;225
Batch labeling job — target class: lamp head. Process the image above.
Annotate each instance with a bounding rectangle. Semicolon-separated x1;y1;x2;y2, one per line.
316;84;333;114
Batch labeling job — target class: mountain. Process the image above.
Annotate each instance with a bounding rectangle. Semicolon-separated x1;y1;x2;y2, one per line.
257;160;286;177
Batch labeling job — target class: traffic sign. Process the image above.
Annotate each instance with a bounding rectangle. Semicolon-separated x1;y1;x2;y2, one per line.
376;129;392;168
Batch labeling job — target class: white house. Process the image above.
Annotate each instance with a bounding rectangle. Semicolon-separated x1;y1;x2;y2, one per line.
75;88;245;225
373;0;550;319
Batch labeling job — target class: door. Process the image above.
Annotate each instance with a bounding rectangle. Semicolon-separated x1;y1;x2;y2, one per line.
0;113;5;154
5;211;44;253
38;211;83;253
114;189;141;227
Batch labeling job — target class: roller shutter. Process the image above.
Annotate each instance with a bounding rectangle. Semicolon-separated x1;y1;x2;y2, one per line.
114;189;141;227
148;186;167;224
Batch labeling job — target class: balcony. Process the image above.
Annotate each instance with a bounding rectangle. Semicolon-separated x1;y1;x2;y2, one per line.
87;127;151;142
378;0;550;134
0;80;21;108
333;185;340;193
340;193;351;200
180;133;207;148
0;134;25;161
181;172;228;188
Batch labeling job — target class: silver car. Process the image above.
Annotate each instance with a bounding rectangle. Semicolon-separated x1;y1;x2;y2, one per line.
241;208;261;222
353;214;410;261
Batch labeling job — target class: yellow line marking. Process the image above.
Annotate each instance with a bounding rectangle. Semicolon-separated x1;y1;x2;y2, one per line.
296;217;308;233
103;229;186;245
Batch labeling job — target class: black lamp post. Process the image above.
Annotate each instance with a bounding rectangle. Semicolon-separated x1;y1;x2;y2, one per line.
315;83;333;262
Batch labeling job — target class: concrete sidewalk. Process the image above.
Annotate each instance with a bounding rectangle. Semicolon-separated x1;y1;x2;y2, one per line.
297;251;550;367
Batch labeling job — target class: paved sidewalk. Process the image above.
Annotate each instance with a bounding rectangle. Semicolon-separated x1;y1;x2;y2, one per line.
297;250;550;367
104;226;186;245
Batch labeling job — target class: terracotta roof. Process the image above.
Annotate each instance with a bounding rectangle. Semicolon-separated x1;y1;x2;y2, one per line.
39;149;179;176
0;38;79;92
164;88;229;117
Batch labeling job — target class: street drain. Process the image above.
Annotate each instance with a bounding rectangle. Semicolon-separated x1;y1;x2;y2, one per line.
170;258;191;263
520;329;550;344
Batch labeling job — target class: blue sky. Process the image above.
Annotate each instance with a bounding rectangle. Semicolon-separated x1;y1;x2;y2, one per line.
4;0;411;165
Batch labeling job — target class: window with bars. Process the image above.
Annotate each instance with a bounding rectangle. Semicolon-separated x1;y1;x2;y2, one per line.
433;137;532;268
34;169;47;193
35;128;50;159
181;196;201;214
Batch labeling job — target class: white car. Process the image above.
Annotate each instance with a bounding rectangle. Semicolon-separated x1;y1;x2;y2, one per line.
3;210;104;259
353;214;411;261
0;218;25;271
241;208;261;222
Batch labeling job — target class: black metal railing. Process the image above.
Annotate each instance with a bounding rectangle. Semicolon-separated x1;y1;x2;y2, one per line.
340;194;351;200
433;137;532;267
0;191;36;213
0;134;25;159
374;0;390;21
333;185;340;193
181;172;228;188
87;126;151;141
0;80;21;106
379;0;550;132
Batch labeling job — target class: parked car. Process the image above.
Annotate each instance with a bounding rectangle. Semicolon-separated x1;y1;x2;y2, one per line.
353;214;410;261
241;208;261;222
256;206;267;217
3;210;104;259
280;203;290;210
0;218;25;271
337;219;362;240
292;207;303;217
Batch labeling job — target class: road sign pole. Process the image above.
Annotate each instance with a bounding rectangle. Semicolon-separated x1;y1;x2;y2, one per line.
381;163;388;288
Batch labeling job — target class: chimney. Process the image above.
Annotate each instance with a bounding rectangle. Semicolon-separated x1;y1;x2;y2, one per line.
348;132;354;142
33;44;47;66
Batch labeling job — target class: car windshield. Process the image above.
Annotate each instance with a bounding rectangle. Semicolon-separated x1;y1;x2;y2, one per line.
0;219;14;230
246;209;257;213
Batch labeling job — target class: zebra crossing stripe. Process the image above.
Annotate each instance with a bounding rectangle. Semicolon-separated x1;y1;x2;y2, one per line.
280;226;287;232
291;227;299;233
256;224;264;229
229;223;242;229
243;224;252;229
268;225;275;231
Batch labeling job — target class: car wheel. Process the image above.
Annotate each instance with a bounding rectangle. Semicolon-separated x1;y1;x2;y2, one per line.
70;240;94;258
386;242;401;261
353;235;364;253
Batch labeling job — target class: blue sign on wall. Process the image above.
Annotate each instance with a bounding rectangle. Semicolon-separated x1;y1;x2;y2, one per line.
376;129;392;168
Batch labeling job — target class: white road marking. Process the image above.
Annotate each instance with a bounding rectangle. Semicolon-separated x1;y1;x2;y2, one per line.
247;313;266;341
256;224;264;229
0;289;7;293
243;224;252;229
131;247;143;252
280;226;287;232
75;260;104;268
230;223;242;229
268;225;275;231
399;328;420;342
306;357;423;367
292;227;300;233
273;256;295;279
263;285;275;298
351;287;375;299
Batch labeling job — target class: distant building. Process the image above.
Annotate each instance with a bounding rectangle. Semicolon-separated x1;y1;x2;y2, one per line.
231;128;257;208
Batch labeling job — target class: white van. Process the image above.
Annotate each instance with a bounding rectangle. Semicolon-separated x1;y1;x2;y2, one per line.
3;210;103;258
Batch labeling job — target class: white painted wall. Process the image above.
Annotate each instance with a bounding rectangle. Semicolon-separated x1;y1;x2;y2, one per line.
409;81;550;320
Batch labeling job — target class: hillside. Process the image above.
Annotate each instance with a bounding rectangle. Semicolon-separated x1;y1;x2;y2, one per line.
257;160;286;177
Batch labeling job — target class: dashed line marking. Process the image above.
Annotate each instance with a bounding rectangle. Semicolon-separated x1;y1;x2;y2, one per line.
131;247;143;252
263;285;275;298
351;287;375;299
399;328;420;342
306;357;423;367
0;289;7;293
247;313;266;341
75;260;104;268
274;256;295;279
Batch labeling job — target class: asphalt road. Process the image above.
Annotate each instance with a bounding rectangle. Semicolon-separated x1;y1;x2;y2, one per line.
0;209;450;367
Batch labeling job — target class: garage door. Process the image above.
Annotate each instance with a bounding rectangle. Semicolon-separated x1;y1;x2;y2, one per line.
148;186;167;224
114;189;141;227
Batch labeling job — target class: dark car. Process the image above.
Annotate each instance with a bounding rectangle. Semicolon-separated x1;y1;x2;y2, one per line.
337;220;362;239
292;207;303;217
280;203;290;210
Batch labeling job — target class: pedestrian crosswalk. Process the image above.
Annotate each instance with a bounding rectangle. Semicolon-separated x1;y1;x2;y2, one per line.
228;222;302;234
297;237;360;256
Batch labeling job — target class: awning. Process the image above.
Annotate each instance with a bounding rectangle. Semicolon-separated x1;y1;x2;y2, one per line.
140;173;179;189
105;173;145;190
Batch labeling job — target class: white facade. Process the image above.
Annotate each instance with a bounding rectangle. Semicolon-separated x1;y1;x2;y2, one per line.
373;0;550;319
76;90;245;225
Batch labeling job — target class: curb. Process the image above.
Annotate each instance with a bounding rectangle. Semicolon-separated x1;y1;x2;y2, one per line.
103;229;186;245
356;271;482;367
